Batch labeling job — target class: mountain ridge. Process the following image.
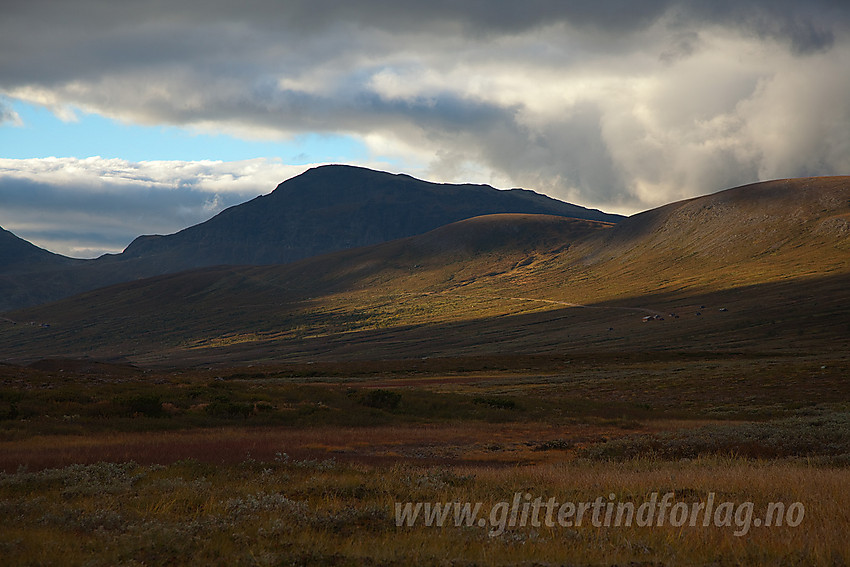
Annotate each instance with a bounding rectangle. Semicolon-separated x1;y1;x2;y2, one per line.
0;227;81;273
3;175;848;365
119;164;621;267
0;165;623;311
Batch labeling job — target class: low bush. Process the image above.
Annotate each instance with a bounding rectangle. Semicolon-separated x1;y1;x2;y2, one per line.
473;396;517;410
117;394;163;417
580;411;850;460
359;389;402;410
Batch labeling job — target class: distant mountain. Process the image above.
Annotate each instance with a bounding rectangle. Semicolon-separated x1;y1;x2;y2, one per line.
3;176;849;365
0;165;622;311
115;164;622;271
0;227;78;273
0;228;86;311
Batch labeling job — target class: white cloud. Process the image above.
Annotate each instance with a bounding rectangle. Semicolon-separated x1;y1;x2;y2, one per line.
0;156;308;193
0;157;315;257
0;97;22;126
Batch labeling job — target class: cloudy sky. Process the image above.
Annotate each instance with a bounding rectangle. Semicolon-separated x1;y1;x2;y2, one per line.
2;1;849;257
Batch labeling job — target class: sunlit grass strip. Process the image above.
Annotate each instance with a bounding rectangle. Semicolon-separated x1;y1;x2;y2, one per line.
0;457;848;565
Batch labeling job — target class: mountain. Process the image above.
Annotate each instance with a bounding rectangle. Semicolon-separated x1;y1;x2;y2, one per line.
2;176;849;366
0;165;623;311
115;164;622;271
0;214;613;362
0;227;79;273
0;228;86;311
555;175;850;298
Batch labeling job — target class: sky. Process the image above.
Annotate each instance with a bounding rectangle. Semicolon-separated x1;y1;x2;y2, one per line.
2;1;849;258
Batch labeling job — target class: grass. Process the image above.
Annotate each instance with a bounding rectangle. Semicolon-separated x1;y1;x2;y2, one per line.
0;354;849;565
580;411;850;462
3;352;847;443
1;456;848;566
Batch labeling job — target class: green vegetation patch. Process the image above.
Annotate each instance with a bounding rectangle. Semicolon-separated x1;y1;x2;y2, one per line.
358;389;402;410
581;411;850;462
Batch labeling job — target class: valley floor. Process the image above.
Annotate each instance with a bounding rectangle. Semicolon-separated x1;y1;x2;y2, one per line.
1;352;849;565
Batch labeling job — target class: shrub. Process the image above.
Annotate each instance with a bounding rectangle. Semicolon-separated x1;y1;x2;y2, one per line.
118;394;163;417
204;400;254;418
533;439;573;451
580;411;850;461
0;392;22;420
359;389;402;410
473;396;517;410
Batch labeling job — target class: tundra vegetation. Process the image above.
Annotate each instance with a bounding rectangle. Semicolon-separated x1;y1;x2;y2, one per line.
1;354;848;566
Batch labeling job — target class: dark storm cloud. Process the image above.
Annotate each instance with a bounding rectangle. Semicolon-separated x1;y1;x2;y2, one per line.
3;0;845;48
2;0;849;214
424;100;632;205
677;0;844;54
3;1;844;87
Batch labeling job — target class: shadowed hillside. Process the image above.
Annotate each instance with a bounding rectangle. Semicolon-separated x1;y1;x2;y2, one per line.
0;228;77;272
117;165;621;270
0;214;610;362
0;228;85;311
0;165;621;311
2;176;849;365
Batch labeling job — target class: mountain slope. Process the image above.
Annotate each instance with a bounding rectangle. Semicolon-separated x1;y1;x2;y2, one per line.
115;164;622;271
550;176;850;300
0;227;79;273
0;228;86;312
1;214;610;355
2;176;849;365
0;165;622;311
586;176;850;260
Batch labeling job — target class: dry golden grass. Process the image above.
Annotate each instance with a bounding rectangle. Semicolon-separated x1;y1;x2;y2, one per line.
0;356;848;564
1;454;847;566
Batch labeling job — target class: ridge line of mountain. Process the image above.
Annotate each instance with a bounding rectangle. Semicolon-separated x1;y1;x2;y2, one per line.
0;165;624;311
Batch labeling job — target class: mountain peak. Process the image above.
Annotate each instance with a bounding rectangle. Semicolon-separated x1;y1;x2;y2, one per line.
1;166;623;311
132;164;623;269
